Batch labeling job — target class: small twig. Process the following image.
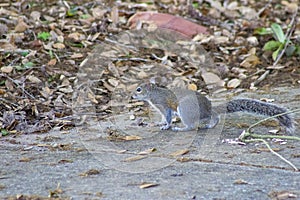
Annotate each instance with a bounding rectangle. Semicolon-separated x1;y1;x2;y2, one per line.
0;74;35;99
273;10;297;66
251;70;270;87
111;57;150;62
0;97;19;107
238;108;300;171
243;138;298;171
0;49;31;54
245;133;300;141
53;51;61;63
257;0;272;16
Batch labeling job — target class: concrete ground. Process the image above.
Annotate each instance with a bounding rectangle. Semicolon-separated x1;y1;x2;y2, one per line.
1;87;299;199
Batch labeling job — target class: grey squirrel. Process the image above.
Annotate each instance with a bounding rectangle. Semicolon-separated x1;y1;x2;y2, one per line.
132;83;295;133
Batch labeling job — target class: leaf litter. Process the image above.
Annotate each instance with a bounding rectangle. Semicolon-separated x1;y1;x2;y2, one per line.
0;1;299;197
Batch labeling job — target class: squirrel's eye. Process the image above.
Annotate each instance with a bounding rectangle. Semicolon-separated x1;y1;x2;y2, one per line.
136;87;142;93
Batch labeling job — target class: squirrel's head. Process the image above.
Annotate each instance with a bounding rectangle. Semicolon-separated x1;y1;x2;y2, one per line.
132;83;154;101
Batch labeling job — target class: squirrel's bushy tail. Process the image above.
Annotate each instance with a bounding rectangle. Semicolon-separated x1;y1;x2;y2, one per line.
226;99;295;133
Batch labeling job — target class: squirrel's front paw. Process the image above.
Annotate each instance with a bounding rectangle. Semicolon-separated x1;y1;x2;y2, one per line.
171;127;180;131
160;124;171;130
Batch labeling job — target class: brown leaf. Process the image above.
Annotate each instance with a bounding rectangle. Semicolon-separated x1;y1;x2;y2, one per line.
268;190;298;200
281;1;298;13
40;86;53;99
53;43;65;49
58;159;73;164
0;184;5;190
87;91;98;104
170;149;189;157
70;53;84;59
240;54;261;68
1;66;13;73
91;7;107;19
227;78;241;89
124;135;142;141
0;89;6;95
240;48;261;68
202;72;224;86
0;42;16;51
79;169;101;177
68;32;86;42
19;157;33;162
47;58;57;66
188;83;197;91
234;179;248;184
30;11;41;21
111;6;119;24
139;182;159;189
123;155;146;162
27;75;42;83
15;18;29;32
138;148;157;155
213;36;229;44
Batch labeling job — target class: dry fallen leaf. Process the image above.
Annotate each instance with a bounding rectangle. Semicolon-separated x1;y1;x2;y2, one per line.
139;182;159;189
58;159;73;164
79;169;101;177
108;78;119;87
15;18;29;32
240;48;261;68
240;54;261;68
19;157;33;162
212;36;229;44
268;190;298;200
91;7;107;19
53;43;65;49
268;129;279;134
1;66;13;73
40;86;53;99
188;83;197;91
234;179;248;185
30;11;41;21
202;72;224;86
47;58;57;66
124;135;142;141
58;86;73;93
0;89;6;95
123;155;146;162
68;32;86;42
70;53;84;59
0;184;5;190
170;149;189;157
138;148;156;155
281;1;298;13
27;75;42;83
227;78;241;89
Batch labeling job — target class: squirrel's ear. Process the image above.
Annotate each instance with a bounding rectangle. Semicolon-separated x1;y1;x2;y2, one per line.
144;82;151;90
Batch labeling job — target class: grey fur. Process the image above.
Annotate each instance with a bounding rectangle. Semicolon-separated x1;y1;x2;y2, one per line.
227;99;295;133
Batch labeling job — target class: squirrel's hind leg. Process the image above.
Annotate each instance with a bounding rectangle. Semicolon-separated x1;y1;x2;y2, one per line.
172;103;198;131
204;111;220;129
